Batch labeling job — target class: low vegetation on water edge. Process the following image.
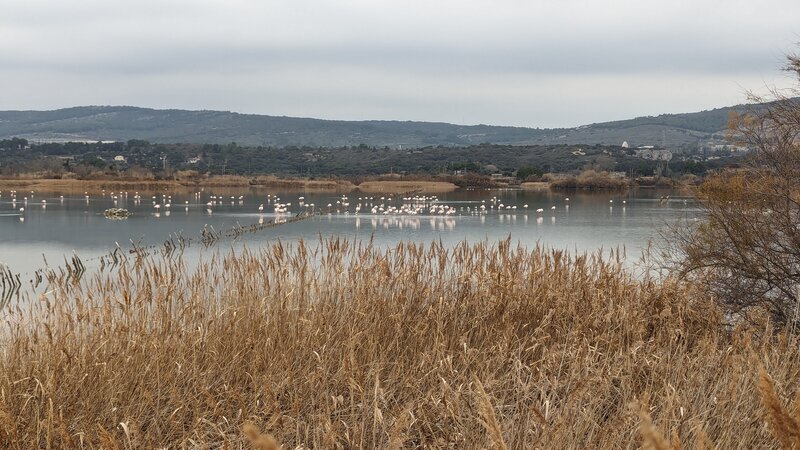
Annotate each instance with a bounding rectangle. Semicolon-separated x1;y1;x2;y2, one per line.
0;238;797;448
549;169;631;190
355;180;457;193
0;175;458;193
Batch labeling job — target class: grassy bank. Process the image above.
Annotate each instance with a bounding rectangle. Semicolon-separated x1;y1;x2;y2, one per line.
250;175;355;191
0;238;795;448
0;177;187;192
0;175;348;192
355;180;457;193
520;181;550;190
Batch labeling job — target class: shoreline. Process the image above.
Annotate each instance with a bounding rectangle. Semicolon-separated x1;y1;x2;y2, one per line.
0;176;458;194
0;176;685;194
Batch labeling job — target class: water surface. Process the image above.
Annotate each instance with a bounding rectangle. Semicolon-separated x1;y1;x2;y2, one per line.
0;187;698;277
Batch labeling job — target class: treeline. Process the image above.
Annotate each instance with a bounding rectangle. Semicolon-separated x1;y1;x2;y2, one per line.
0;139;743;179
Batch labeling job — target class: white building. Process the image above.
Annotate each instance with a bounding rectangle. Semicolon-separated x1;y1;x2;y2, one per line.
635;148;673;161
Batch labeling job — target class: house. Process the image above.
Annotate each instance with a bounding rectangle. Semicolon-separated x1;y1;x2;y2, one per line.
113;155;127;163
635;148;673;161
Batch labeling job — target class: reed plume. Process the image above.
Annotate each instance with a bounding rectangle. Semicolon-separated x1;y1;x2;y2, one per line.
0;237;796;447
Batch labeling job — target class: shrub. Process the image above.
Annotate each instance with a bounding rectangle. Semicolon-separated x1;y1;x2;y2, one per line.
550;169;629;190
670;52;800;328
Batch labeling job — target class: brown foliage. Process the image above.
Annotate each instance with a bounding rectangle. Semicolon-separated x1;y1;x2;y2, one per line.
670;53;800;328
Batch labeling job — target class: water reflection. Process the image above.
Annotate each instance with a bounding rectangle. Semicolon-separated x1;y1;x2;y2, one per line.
0;187;699;275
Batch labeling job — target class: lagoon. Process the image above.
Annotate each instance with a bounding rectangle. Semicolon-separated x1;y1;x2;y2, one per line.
0;187;698;278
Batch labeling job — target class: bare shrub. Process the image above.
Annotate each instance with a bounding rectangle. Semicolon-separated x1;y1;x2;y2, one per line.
670;53;800;328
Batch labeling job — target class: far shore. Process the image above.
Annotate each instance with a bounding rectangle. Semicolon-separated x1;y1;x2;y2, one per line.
355;180;456;193
0;176;458;194
0;173;685;194
519;181;550;190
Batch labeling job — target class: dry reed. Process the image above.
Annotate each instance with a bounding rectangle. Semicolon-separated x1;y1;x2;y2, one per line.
0;238;797;448
355;181;457;194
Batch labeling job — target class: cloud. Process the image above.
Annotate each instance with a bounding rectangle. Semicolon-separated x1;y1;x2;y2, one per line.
0;0;797;126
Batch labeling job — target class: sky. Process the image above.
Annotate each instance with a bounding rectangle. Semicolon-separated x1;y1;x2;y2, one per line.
0;0;798;128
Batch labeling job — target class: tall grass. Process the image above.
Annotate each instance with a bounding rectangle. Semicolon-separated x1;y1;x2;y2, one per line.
0;238;797;448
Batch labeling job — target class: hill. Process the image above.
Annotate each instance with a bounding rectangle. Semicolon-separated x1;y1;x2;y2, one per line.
0;103;762;148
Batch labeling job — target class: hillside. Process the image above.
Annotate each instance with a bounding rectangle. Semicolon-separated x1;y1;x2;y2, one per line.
0;103;761;148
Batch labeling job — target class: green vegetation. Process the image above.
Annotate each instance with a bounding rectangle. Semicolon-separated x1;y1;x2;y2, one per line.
0;106;548;147
0;101;768;149
515;165;543;180
549;169;631;190
0;139;743;180
589;105;736;133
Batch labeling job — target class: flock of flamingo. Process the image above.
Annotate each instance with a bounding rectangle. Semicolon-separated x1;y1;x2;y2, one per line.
0;189;644;224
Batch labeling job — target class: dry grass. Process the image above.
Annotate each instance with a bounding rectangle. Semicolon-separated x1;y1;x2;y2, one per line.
519;181;551;191
251;175;355;191
0;238;797;448
0;178;186;192
0;175;354;192
356;180;457;193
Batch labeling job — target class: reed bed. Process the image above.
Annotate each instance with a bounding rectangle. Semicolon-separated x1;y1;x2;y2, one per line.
0;238;797;448
355;181;457;194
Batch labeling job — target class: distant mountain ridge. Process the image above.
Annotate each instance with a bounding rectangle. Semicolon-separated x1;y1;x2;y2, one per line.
0;103;758;148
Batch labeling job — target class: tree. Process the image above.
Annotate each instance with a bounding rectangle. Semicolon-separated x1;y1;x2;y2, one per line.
670;51;800;328
516;166;542;180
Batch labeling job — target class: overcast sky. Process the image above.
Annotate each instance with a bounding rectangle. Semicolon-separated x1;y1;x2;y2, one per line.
0;0;798;127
